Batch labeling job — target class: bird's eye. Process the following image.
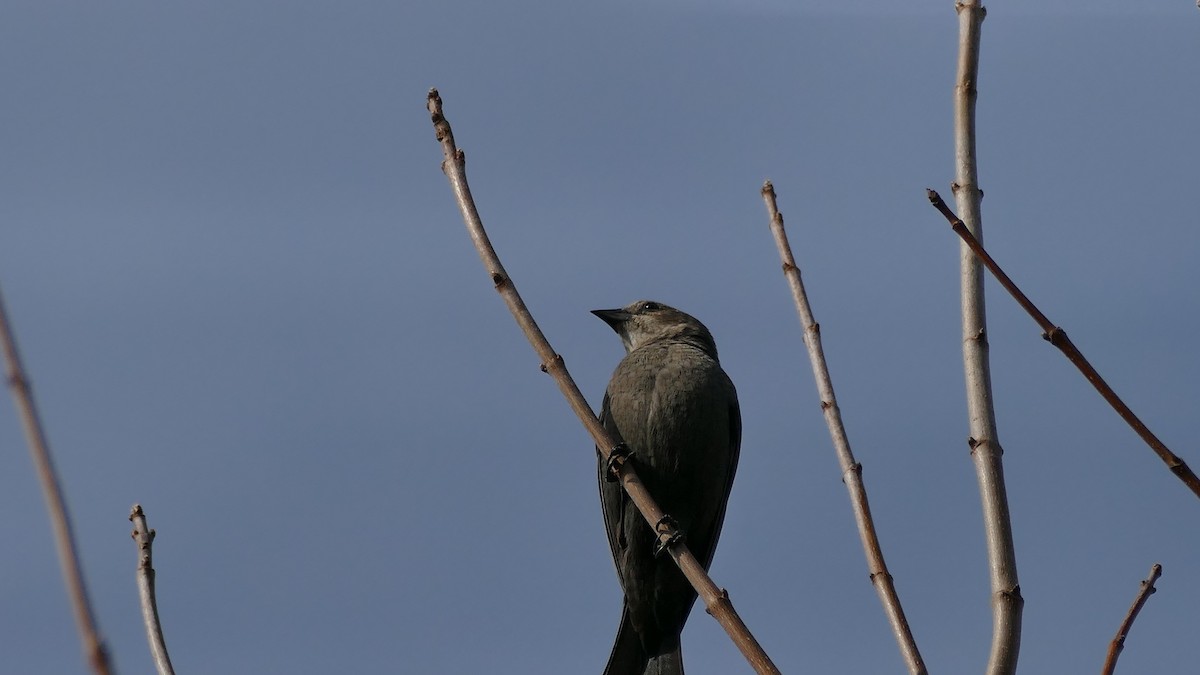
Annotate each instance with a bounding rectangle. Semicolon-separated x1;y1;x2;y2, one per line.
639;302;660;313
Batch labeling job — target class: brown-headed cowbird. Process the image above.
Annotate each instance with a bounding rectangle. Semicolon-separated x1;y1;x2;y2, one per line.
592;300;741;675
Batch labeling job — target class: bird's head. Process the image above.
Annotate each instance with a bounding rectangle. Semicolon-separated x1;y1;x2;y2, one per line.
591;300;718;358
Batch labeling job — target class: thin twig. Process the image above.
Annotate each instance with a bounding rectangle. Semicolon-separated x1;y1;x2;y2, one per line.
130;504;176;675
761;181;927;674
1101;563;1162;675
0;286;113;675
926;190;1200;501
427;88;779;674
950;3;1023;674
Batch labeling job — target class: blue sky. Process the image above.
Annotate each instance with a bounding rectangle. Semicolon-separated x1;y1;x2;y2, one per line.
2;2;1198;673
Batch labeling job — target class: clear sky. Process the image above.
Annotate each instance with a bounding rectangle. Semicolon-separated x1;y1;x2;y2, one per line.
2;2;1197;673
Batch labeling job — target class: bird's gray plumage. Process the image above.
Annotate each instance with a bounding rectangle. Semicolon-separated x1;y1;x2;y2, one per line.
593;300;741;675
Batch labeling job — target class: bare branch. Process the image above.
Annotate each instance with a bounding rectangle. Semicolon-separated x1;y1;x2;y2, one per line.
130;504;176;675
761;181;926;674
950;3;1023;673
427;89;779;674
0;286;113;675
1101;563;1163;675
927;189;1200;500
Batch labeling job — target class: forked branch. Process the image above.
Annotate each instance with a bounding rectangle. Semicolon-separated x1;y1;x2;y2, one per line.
926;190;1200;501
761;181;926;674
427;88;779;675
0;287;112;675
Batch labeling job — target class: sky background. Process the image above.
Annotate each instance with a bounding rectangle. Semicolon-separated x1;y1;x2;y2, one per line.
2;1;1198;673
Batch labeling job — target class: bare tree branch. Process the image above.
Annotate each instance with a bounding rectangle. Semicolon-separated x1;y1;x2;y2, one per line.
926;190;1200;500
949;3;1024;674
1101;563;1162;675
426;88;779;674
760;181;927;674
130;504;176;675
0;286;113;675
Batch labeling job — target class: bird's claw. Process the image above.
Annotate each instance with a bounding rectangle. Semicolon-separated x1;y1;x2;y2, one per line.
605;442;635;482
654;515;684;557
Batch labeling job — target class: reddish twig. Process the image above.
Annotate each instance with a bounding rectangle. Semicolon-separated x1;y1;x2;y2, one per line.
926;189;1200;501
0;286;112;675
762;181;926;674
1101;563;1162;675
427;88;779;674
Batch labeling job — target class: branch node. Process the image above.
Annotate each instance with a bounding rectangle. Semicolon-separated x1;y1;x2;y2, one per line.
539;353;564;374
841;462;863;485
953;3;988;19
1041;326;1066;345
704;588;732;615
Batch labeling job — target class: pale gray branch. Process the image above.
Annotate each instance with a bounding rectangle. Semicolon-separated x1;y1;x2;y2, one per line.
0;286;112;675
951;2;1023;674
130;504;176;675
427;88;779;675
761;181;927;675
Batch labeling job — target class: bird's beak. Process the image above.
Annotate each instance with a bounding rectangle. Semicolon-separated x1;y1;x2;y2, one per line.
591;308;631;331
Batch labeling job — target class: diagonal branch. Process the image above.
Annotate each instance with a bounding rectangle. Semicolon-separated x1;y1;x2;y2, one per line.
427;88;779;675
0;286;113;675
926;189;1200;500
949;3;1023;674
130;504;176;675
761;181;927;675
1101;563;1162;675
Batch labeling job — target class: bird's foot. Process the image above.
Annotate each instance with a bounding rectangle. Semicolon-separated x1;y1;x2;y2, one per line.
604;442;635;482
653;515;685;557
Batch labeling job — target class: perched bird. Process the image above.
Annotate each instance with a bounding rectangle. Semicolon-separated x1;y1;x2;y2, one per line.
592;300;741;675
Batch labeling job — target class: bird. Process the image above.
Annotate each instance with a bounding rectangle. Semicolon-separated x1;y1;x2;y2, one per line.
592;300;741;675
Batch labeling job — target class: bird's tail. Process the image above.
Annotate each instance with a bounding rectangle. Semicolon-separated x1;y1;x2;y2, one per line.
603;608;684;675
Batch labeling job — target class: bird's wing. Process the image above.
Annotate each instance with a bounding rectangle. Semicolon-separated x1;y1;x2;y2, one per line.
598;390;629;567
727;394;742;496
698;391;742;570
